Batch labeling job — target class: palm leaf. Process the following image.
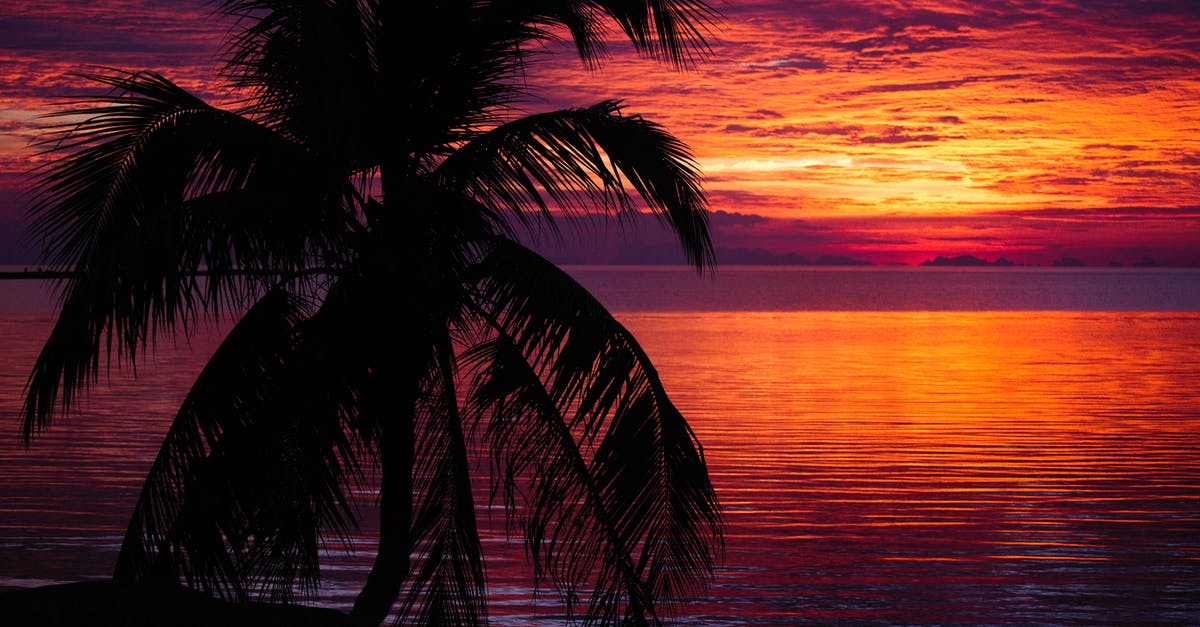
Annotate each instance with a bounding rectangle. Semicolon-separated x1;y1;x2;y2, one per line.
588;0;718;68
464;238;723;623
219;0;529;169
22;70;354;440
435;101;714;270
462;332;651;624
399;330;487;626
114;287;361;603
493;0;717;69
219;0;378;158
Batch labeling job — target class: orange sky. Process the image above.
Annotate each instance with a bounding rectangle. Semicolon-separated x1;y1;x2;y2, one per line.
1;1;1198;265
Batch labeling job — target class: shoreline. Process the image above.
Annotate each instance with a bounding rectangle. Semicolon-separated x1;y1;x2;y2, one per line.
0;271;74;280
0;581;352;626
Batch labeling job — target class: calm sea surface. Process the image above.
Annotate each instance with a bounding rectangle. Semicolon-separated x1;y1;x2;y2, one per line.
2;267;1198;624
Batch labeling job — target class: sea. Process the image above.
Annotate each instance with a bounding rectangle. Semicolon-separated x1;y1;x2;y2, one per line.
2;266;1198;624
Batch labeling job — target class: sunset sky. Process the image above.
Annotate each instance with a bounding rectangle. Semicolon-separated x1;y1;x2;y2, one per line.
1;1;1198;265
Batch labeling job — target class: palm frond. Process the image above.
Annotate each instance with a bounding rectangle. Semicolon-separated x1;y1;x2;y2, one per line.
464;238;723;623
114;288;360;603
220;1;532;169
21;70;354;440
400;330;487;626
592;0;719;68
501;0;718;69
435;101;714;270
218;0;377;158
463;332;651;624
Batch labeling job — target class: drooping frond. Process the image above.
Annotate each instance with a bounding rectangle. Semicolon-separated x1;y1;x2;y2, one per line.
114;288;360;603
21;70;354;440
400;330;487;626
499;0;718;69
464;238;723;624
463;332;650;624
600;0;718;67
435;101;714;270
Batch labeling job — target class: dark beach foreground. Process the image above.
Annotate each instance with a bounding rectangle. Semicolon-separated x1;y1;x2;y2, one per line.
0;581;350;626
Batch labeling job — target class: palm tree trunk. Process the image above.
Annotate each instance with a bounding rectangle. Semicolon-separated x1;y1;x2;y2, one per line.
350;145;432;623
350;370;415;626
349;247;419;625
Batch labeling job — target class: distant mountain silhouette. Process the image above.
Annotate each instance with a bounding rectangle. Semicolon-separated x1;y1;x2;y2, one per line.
921;254;1016;267
1132;256;1159;267
1052;257;1086;267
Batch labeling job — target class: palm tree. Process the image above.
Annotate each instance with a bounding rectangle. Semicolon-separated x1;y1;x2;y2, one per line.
21;1;722;625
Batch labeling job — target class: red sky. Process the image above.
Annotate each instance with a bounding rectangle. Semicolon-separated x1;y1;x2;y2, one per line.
1;1;1198;265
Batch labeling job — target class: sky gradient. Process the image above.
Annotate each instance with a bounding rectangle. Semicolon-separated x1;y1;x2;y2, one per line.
1;1;1198;265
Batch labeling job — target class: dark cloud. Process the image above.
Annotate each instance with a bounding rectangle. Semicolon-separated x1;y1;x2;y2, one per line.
1043;176;1095;186
990;206;1200;219
846;73;1028;97
1083;143;1139;151
1111;169;1198;182
788;219;834;231
710;209;770;228
731;1;974;33
706;189;783;211
0;1;224;60
856;125;963;144
744;54;828;71
0;216;34;263
0;172;34;262
0;17;214;54
859;133;942;144
724;122;866;137
838;34;974;58
925;235;1005;242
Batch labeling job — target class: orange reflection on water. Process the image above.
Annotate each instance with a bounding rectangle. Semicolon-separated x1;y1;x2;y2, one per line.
617;311;1200;623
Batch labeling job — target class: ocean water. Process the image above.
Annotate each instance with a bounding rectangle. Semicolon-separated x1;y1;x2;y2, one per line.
564;265;1200;312
1;267;1198;624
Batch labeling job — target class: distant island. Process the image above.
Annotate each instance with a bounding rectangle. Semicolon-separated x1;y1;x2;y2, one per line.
1052;256;1165;267
920;254;1016;267
922;254;1165;268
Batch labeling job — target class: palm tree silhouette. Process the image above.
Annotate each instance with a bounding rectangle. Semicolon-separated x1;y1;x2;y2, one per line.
21;1;722;624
